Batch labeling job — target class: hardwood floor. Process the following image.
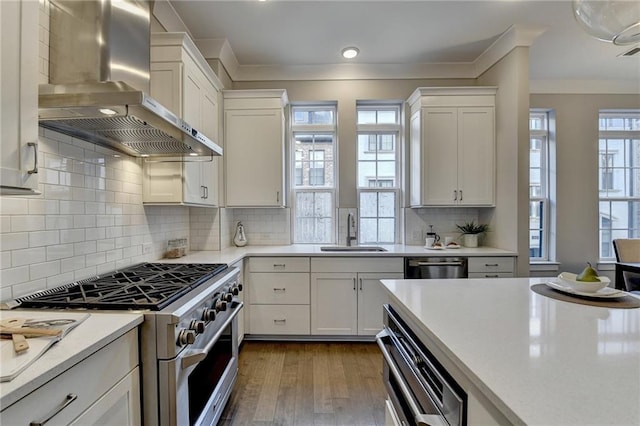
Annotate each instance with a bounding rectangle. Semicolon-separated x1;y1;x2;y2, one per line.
219;341;386;426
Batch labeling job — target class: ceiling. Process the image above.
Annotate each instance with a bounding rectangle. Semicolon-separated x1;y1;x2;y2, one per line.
165;0;639;92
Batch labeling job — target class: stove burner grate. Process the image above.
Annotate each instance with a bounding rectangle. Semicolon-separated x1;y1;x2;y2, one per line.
16;262;228;310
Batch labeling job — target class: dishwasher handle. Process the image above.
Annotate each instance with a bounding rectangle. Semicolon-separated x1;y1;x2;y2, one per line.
376;329;448;426
409;260;465;267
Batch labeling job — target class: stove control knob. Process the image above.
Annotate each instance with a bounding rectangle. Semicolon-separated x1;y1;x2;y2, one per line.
177;329;196;346
190;320;206;334
202;308;216;322
230;286;239;296
214;299;227;312
237;283;243;292
223;292;233;303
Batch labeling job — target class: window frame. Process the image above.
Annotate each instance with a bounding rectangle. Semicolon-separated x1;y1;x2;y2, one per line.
356;103;402;245
529;111;551;261
598;111;640;260
290;104;337;244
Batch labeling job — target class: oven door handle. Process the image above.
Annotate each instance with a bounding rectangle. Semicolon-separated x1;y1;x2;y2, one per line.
376;329;448;426
182;301;244;370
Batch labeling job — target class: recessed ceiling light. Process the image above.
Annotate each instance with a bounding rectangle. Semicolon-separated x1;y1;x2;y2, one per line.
341;47;359;59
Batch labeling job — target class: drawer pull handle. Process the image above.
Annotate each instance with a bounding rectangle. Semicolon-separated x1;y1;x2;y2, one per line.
27;142;38;174
485;274;499;278
274;319;286;324
485;264;499;267
30;393;78;426
273;288;286;292
273;264;286;268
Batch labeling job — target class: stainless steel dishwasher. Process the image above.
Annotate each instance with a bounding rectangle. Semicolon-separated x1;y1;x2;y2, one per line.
404;257;468;279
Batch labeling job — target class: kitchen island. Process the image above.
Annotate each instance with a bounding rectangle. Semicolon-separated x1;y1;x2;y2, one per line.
380;277;640;425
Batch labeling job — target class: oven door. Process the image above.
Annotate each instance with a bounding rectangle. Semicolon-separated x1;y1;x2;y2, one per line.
159;301;242;426
377;328;449;426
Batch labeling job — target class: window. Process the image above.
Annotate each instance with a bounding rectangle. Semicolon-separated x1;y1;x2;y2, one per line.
529;111;551;260
598;111;640;259
291;105;337;243
357;103;401;244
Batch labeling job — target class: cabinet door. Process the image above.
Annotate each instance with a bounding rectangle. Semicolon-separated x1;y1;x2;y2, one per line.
311;273;357;335
70;368;141;426
422;108;458;205
357;273;402;335
409;110;423;207
142;161;183;203
183;162;204;204
225;109;284;207
457;107;495;206
0;0;38;194
150;62;183;116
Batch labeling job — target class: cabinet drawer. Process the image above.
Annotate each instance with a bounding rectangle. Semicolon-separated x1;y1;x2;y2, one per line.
250;257;310;273
249;305;310;335
311;257;403;273
249;272;309;304
468;257;515;273
1;330;138;424
468;272;514;278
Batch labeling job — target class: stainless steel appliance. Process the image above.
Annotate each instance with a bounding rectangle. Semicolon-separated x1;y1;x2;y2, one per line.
4;262;242;426
404;257;468;279
38;0;223;158
377;305;466;426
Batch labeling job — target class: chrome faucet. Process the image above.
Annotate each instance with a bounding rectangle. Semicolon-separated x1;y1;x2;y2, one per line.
346;213;357;246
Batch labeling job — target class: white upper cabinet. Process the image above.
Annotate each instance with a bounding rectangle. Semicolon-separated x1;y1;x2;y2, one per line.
223;90;288;208
408;87;497;207
0;0;39;195
143;33;222;206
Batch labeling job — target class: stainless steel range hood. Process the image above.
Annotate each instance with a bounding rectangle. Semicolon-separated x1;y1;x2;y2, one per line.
38;0;222;158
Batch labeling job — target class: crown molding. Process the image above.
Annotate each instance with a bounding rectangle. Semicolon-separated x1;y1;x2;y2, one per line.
474;24;546;76
530;79;640;94
152;0;193;37
194;39;240;79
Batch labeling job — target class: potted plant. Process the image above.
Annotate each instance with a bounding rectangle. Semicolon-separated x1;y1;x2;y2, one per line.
456;221;489;248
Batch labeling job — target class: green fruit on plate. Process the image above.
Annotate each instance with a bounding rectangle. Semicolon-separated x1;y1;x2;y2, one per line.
576;262;600;282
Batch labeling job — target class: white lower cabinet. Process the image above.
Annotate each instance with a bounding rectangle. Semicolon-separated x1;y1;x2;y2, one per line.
248;257;311;335
310;258;403;336
1;330;140;425
468;256;515;278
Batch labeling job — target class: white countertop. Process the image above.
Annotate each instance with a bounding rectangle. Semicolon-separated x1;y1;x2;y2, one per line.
0;310;143;409
160;244;517;266
380;278;640;425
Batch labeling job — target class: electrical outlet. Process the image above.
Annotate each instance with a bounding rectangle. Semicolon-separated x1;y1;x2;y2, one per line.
142;242;152;254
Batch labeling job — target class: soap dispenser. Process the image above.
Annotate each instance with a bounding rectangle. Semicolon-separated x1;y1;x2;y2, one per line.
233;221;247;247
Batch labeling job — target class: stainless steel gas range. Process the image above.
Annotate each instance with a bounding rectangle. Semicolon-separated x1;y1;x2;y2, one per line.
4;262;243;426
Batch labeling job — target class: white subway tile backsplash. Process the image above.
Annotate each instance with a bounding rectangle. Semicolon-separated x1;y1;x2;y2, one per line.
60;256;86;273
59;200;85;215
28;199;59;215
11;216;45;233
29;230;60;247
1;233;30;251
30;260;61;280
12;247;46;267
1;266;30;287
13;279;47;299
45;215;74;230
86;252;106;267
60;229;85;244
73;241;97;256
0;198;29;215
85;228;106;241
46;244;75;261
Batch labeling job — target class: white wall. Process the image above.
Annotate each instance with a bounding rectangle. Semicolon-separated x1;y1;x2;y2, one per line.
477;47;531;276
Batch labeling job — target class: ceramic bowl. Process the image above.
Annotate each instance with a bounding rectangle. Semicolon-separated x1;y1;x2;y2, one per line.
557;272;611;293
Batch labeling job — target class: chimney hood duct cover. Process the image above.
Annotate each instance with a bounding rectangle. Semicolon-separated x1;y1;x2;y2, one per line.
38;0;222;158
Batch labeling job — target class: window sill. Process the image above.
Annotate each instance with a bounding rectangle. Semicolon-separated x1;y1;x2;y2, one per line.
529;261;560;273
596;262;616;272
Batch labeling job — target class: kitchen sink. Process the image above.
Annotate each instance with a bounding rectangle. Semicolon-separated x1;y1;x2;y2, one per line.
320;246;388;252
